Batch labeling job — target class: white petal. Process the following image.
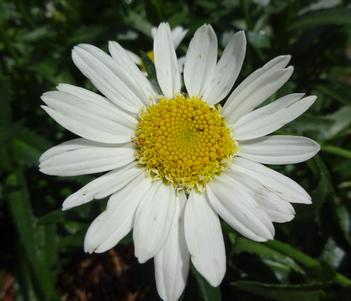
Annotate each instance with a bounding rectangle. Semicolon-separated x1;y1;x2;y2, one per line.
154;23;181;98
207;173;274;242
151;27;157;38
222;55;292;123
233;95;317;140
125;49;142;65
226;169;295;223
62;162;142;210
43;87;137;129
183;24;218;98
84;174;151;253
234;93;305;126
108;41;156;99
184;191;225;287
225;67;293;124
232;157;311;204
259;199;295;223
39;138;135;176
57;83;119;108
203;31;246;105
155;192;189;301
79;43;154;105
41;89;136;143
133;182;178;263
72;45;144;114
238;135;320;164
171;26;188;49
41;106;132;144
84;211;108;253
226;55;291;99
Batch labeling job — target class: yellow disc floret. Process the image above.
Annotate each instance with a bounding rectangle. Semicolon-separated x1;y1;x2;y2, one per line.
134;95;237;191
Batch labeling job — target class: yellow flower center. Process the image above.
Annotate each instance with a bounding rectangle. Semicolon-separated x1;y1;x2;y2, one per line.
134;95;237;191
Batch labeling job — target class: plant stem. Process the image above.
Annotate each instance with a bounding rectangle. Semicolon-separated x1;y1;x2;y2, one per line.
321;145;351;159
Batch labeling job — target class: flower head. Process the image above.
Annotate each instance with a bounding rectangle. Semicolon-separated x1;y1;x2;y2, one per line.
39;23;320;301
135;94;236;191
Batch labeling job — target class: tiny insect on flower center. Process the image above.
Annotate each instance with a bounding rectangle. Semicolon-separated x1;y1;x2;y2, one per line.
134;95;237;191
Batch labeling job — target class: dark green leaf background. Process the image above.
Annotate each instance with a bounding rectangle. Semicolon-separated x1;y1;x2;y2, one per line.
1;0;350;300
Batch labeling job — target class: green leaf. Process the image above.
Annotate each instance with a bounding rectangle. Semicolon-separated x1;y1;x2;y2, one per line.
247;31;270;49
315;85;351;105
192;268;222;301
321;106;351;141
38;209;64;225
12;128;51;167
321;145;351;160
140;51;161;94
125;10;153;37
320;238;346;269
309;156;334;219
5;170;59;300
234;237;305;281
265;240;322;271
0;78;12;124
334;202;351;247
16;249;41;301
0;2;19;24
58;229;86;250
20;26;55;42
119;231;133;245
290;8;351;30
265;240;351;286
285;115;333;141
232;281;327;301
67;26;105;45
63;220;89;234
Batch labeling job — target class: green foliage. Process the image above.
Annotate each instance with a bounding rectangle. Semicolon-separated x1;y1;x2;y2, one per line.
232;281;327;301
193;268;222;301
0;0;351;300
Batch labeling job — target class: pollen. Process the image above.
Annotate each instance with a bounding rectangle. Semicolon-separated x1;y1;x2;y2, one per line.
134;95;237;191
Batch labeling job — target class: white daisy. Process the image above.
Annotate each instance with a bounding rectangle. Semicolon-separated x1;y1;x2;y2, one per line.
39;23;320;301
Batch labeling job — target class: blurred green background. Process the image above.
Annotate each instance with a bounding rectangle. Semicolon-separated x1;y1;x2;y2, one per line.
1;0;351;300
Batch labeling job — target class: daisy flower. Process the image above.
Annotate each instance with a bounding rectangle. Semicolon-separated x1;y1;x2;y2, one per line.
39;23;320;301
